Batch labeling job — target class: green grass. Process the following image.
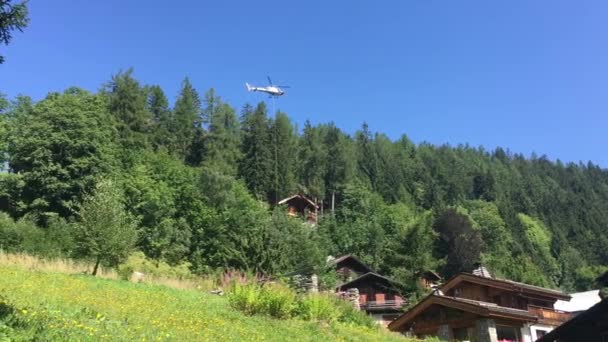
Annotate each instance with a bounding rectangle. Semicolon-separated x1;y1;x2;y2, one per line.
0;265;414;341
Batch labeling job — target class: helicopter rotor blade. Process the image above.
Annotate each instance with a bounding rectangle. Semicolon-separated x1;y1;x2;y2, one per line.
267;76;273;85
277;85;290;88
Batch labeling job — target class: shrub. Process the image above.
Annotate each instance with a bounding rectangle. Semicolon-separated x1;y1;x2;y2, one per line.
0;213;23;252
333;298;376;328
0;213;73;258
228;282;297;319
229;282;376;328
228;282;264;316
259;283;297;319
296;294;341;322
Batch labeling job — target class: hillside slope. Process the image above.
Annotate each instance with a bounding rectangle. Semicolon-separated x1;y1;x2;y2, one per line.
0;266;412;341
3;76;608;297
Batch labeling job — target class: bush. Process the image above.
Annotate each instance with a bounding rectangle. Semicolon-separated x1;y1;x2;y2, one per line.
228;282;376;328
0;213;74;258
297;293;375;327
333;298;376;328
259;283;297;319
296;294;341;322
0;213;23;252
228;282;264;315
228;282;296;319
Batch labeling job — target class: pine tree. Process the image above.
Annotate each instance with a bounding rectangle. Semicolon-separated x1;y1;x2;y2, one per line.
172;77;202;160
269;112;297;203
104;69;152;150
0;0;29;64
239;103;272;200
434;207;484;278
297;121;326;200
146;85;173;151
201;89;241;175
323;123;355;202
355;122;380;191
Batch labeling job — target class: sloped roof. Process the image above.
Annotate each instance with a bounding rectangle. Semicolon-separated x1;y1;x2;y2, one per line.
277;194;318;208
537;298;608;342
337;272;403;291
330;255;375;274
388;294;538;331
554;290;602;312
440;273;571;301
418;270;442;281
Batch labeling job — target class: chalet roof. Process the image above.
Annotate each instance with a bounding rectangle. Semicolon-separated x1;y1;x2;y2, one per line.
337;272;403;291
330;255;375;274
537;298;608;342
277;195;318;209
417;270;442;281
554;290;602;313
440;273;571;301
388;294;538;331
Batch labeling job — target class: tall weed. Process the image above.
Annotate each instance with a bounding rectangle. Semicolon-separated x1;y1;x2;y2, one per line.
259;283;297;319
296;293;341;322
229;282;375;327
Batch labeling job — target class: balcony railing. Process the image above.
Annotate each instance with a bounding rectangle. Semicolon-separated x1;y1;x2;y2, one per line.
527;305;572;325
360;300;405;311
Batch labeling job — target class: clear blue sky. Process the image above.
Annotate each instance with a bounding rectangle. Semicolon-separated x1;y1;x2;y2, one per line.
2;1;607;166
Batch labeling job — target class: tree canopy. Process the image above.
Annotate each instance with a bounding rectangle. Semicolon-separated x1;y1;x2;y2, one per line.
1;70;607;291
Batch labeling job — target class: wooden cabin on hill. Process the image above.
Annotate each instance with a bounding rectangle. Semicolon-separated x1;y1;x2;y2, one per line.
329;255;406;326
277;194;318;225
388;272;573;342
418;270;442;289
331;254;374;282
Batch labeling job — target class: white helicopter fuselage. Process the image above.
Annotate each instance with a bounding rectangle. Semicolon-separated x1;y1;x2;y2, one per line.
246;83;285;96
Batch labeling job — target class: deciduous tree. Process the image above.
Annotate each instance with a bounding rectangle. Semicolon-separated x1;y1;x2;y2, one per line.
73;180;138;276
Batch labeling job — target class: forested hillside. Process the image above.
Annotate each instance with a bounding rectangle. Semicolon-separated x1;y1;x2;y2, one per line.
1;70;607;295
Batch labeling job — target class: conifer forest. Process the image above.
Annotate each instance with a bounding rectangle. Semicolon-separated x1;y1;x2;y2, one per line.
1;69;607;295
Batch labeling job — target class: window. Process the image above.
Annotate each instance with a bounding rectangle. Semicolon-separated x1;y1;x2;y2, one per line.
496;325;521;342
452;327;470;341
535;330;547;338
492;295;502;305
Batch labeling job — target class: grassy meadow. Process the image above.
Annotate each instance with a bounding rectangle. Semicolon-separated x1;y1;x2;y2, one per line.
0;255;419;341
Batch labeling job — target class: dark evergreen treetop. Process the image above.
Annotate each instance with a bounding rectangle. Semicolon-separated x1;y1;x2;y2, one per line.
0;0;29;64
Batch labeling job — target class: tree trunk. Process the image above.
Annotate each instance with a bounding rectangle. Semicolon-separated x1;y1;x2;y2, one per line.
92;257;101;276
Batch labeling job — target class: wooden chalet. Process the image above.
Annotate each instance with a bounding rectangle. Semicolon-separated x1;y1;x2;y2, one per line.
389;272;573;342
331;254;374;282
330;255;406;326
277;194;318;224
418;270;443;289
536;297;608;342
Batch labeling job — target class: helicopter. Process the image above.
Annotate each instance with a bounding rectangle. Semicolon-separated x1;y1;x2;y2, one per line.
245;76;289;97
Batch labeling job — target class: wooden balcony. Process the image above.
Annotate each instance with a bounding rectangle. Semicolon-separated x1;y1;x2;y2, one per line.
360;299;405;312
528;305;572;325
